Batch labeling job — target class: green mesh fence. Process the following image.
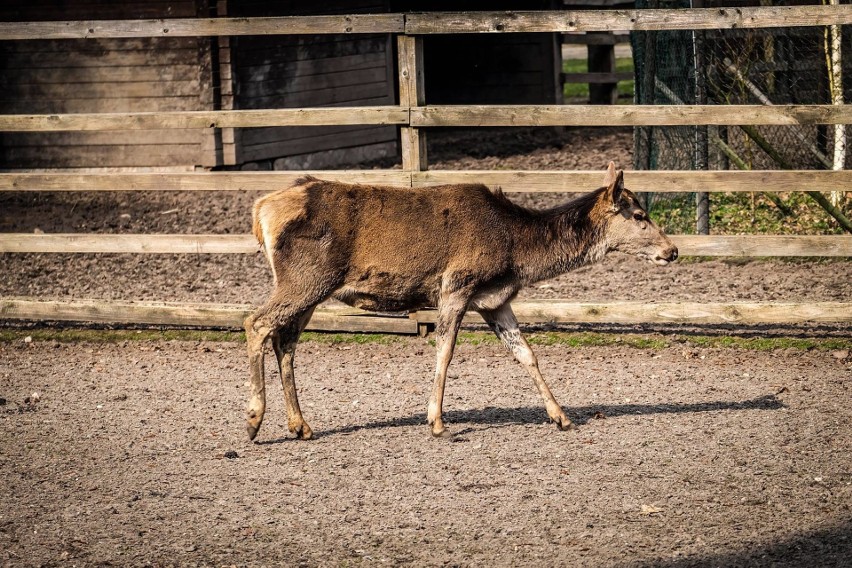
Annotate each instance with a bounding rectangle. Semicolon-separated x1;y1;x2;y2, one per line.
631;0;850;229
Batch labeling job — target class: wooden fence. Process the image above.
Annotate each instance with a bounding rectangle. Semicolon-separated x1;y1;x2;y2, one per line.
2;5;852;332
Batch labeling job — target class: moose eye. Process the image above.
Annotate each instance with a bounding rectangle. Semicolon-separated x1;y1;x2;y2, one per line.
633;212;645;222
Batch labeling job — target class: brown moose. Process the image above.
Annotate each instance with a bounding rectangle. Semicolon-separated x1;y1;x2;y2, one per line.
244;162;677;440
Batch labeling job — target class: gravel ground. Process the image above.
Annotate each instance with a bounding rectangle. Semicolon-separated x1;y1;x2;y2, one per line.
1;337;850;567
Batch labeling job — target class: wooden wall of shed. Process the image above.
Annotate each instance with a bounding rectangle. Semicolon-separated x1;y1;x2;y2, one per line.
0;0;218;170
226;0;397;169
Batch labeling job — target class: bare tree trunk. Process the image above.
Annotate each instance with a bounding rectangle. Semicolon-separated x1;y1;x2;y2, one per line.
825;0;846;207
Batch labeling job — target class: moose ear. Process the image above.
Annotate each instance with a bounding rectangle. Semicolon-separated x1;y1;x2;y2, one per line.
602;161;617;187
606;170;625;207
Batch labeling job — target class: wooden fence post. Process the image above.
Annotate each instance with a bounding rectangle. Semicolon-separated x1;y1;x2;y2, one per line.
398;35;427;173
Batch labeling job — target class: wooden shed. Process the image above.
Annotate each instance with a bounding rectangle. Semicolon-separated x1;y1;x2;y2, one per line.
1;0;565;171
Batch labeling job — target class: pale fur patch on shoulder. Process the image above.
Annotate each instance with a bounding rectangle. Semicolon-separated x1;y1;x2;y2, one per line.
252;185;310;283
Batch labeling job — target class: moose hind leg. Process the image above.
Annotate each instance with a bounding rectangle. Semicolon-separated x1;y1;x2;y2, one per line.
272;307;315;440
244;286;327;441
478;303;574;431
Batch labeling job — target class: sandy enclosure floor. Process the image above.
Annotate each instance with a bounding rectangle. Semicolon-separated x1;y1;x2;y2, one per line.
1;337;851;567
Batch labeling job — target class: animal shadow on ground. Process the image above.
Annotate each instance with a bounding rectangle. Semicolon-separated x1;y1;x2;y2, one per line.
640;517;852;568
256;394;783;443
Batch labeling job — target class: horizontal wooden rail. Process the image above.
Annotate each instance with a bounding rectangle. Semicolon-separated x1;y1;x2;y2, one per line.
0;6;848;41
411;170;852;193
0;234;258;254
405;6;852;33
411;105;852;127
0;14;405;40
0;298;417;334
0;107;408;132
3;298;850;328
417;300;852;325
0;171;413;191
3;170;852;194
4;105;850;132
2;234;850;257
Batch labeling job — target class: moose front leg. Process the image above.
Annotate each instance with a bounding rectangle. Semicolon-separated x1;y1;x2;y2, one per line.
478;303;574;431
271;307;315;440
427;293;468;437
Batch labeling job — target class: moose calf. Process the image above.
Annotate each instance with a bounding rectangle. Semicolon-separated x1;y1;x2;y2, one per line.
244;162;677;440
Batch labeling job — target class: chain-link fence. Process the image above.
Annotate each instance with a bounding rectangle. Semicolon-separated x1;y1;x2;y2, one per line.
632;0;850;231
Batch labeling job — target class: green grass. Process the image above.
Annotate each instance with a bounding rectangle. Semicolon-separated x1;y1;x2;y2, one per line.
563;57;634;101
5;328;846;352
648;191;849;236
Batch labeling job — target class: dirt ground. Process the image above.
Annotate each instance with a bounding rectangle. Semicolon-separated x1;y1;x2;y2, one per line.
1;336;851;567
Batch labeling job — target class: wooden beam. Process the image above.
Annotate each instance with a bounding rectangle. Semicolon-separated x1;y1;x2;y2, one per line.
4;105;850;133
415;301;852;325
673;235;852;257
0;107;409;132
0;14;405;40
411;170;852;193
398;35;427;172
404;6;852;34
0;234;257;254
3;298;848;329
411;105;852;127
0;7;845;42
0;171;413;191
4;170;852;194
0;298;418;334
2;234;850;257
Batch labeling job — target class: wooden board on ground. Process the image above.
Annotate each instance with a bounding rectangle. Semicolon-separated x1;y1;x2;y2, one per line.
3;298;850;330
0;298;418;334
415;300;852;325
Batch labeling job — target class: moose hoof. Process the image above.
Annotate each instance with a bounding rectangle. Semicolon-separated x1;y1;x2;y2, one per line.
553;415;575;431
247;422;260;441
290;421;313;440
430;422;451;438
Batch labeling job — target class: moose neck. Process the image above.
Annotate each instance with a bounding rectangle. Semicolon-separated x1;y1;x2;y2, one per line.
513;190;609;285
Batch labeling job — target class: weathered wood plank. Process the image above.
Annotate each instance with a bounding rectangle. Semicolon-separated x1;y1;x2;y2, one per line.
0;14;405;40
0;171;412;191
411;105;852;127
398;35;427;172
405;6;852;34
412;170;852;193
0;234;258;254
1;7;846;40
1;234;850;257
415;301;852;325
673;235;852;257
0;298;418;334
4;170;851;194
3;298;848;329
0;107;409;132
